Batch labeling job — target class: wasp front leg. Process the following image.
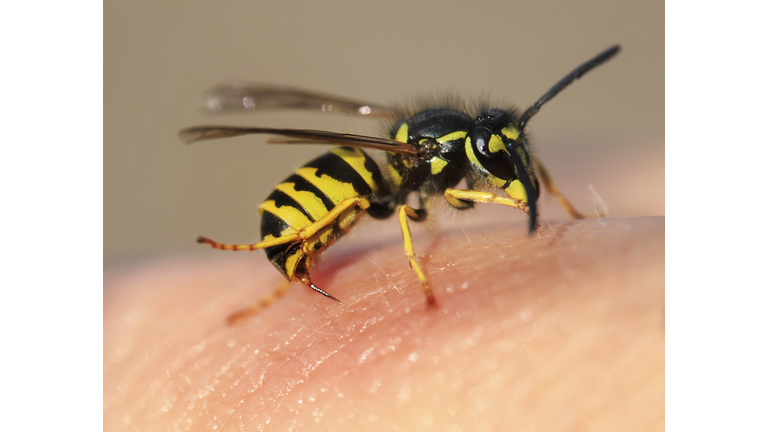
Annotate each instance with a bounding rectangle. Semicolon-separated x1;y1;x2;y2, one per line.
445;188;532;214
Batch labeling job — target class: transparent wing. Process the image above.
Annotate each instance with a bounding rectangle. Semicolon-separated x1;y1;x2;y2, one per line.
202;81;395;118
179;126;419;156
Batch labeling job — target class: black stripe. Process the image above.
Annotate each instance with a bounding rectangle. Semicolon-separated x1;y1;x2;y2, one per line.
284;173;335;212
268;242;302;280
304;149;373;197
260;210;291;261
266;188;315;222
360;149;390;197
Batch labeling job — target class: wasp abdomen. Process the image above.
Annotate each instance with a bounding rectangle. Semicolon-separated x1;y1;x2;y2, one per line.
259;147;388;280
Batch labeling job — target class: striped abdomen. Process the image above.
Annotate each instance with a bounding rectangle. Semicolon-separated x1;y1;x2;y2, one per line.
259;147;389;280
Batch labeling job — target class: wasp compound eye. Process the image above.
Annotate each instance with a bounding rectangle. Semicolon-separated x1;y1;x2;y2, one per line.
472;127;493;157
471;127;517;179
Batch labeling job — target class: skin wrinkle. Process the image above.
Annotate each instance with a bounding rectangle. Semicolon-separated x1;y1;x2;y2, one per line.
225;306;369;426
105;216;663;431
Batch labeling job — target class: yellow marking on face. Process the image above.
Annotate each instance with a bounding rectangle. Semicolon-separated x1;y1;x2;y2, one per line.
487;174;507;188
275;182;329;222
436;131;467;143
283;249;304;279
395;123;409;143
465;136;481;167
501;126;520;140
465;136;510;187
488;134;508;154
387;163;403;186
258;200;313;230
296;167;357;205
505;179;527;203
330;147;378;192
429;156;448;175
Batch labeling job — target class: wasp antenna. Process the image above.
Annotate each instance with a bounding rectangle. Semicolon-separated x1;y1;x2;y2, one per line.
518;45;621;131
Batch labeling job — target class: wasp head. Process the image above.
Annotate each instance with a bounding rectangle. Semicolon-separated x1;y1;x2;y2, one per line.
468;109;539;233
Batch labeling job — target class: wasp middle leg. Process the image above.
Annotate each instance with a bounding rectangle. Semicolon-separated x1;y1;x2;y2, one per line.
396;204;436;308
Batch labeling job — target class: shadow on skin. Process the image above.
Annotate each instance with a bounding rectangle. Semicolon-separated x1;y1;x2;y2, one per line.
104;216;664;431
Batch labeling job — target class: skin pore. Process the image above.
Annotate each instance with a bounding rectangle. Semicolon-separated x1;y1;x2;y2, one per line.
104;216;664;431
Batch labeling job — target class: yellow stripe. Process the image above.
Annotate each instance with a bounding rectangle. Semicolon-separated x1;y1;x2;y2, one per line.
488;135;508;154
388;163;403;187
436;131;466;143
283;249;304;279
429;156;448;175
505;179;527;203
330;147;378;193
395;123;409;143
465;136;481;167
501;126;520;140
258;200;313;230
487;174;507;188
275;182;329;222
296;167;357;205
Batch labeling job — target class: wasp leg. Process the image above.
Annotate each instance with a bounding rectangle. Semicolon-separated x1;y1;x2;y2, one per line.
397;204;436;308
227;278;292;325
445;188;532;215
532;157;587;219
197;196;371;251
222;197;370;323
197;234;302;251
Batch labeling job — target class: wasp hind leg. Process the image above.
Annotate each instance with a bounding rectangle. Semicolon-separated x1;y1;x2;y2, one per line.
196;235;301;252
204;196;369;324
227;257;343;327
227;278;292;325
397;204;436;308
198;196;372;252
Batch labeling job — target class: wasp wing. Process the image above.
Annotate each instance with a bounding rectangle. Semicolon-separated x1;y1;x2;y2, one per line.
179;126;419;156
201;82;395;118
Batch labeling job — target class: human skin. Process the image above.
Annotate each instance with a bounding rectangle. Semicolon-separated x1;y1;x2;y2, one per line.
104;216;664;431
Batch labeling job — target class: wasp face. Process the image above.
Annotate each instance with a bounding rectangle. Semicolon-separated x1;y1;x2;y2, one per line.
469;109;531;182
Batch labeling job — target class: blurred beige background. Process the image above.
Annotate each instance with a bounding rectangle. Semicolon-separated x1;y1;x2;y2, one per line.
105;0;663;264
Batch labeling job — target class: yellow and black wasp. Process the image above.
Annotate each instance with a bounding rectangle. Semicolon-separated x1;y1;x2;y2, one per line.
180;45;620;322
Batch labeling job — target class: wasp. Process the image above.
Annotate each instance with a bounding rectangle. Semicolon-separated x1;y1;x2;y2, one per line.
180;45;620;322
